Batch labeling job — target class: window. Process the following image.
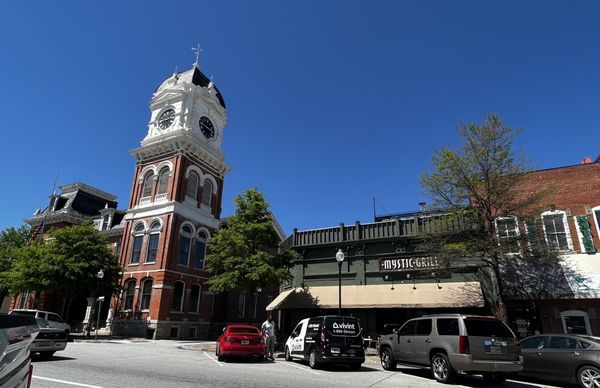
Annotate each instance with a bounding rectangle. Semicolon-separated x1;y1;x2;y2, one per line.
399;321;416;336
189;327;197;338
178;225;193;266
146;222;161;263
185;171;199;200
201;179;213;207
464;319;514;338
141;172;154;198
170;327;179;338
561;310;591;335
238;292;246;318
124;280;136;310
140;279;152;310
549;336;578;349
47;314;63;323
172;281;184;311
542;211;572;251
436;318;459;336
415;319;432;335
189;284;201;313
157;168;170;196
102;215;110;231
495;217;520;255
594;206;600;243
195;231;208;269
520;336;548;349
131;224;145;264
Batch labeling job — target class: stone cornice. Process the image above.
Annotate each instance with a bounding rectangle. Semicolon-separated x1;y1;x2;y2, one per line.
131;133;230;177
25;212;85;227
125;200;220;230
60;182;117;201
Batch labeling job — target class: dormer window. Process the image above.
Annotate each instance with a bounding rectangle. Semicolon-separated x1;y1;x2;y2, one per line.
101;215;110;231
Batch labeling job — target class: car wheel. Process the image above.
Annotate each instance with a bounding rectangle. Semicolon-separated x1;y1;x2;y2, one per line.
380;347;396;371
578;365;600;388
216;346;224;362
308;349;319;369
39;351;55;360
431;353;456;384
482;372;507;384
285;346;292;361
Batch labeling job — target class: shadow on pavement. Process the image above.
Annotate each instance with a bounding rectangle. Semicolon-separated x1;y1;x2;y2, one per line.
31;355;76;363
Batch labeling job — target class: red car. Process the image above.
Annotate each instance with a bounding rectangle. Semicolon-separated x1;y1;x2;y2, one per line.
216;324;265;362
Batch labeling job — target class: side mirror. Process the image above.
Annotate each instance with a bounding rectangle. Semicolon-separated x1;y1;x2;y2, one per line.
392;328;399;334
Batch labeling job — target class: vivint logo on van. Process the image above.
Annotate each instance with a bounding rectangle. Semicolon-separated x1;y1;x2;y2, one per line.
333;322;356;330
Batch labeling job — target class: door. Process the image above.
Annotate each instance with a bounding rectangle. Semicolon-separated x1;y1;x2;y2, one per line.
288;320;307;358
542;336;583;380
413;319;433;365
519;335;549;377
395;320;416;362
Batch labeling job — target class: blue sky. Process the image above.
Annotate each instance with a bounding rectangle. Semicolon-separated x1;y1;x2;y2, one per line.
1;1;599;235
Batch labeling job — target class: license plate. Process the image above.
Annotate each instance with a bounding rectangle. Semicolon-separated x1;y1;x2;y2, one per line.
490;346;502;353
331;347;340;353
241;340;249;345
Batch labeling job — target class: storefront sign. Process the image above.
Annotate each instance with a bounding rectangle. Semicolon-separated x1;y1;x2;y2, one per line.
379;256;443;272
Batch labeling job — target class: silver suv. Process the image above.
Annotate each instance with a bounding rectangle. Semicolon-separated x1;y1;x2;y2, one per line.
377;314;523;384
9;309;71;334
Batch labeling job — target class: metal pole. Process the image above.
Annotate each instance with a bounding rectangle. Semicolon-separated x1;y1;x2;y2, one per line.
95;299;103;340
338;262;342;316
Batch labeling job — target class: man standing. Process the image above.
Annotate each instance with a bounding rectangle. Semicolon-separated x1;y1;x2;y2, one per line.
261;315;276;361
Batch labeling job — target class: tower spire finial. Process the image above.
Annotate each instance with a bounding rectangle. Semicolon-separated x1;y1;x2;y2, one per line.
191;44;202;68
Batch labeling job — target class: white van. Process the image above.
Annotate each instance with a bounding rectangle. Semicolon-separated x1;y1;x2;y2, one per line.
9;310;71;333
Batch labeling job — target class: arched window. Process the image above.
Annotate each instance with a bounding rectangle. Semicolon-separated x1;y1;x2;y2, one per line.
157;167;170;196
123;280;136;310
130;223;145;264
185;171;199;200
140;279;153;311
146;222;161;263
141;172;154;199
189;284;201;313
178;225;193;266
201;180;213;207
195;230;208;269
172;281;185;311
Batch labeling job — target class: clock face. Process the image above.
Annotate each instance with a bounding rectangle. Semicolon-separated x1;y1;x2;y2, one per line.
199;116;215;139
158;109;175;129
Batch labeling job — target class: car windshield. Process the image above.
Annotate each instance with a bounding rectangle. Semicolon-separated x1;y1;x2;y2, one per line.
11;311;36;316
36;318;53;328
464;318;514;338
229;327;260;334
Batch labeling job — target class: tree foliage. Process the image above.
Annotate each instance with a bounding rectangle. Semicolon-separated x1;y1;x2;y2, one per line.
3;222;122;298
0;225;31;297
420;113;552;320
206;188;298;295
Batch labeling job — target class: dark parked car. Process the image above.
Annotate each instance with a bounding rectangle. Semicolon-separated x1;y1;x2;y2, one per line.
520;334;600;388
216;325;265;362
30;318;68;359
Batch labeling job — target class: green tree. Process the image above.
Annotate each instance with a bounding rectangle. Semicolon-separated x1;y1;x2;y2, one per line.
4;222;122;318
0;225;30;302
206;188;298;316
420;113;549;321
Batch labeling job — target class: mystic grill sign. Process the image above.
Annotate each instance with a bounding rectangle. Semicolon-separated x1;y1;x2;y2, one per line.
379;256;444;273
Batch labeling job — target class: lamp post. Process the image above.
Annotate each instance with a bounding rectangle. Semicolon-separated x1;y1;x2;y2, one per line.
95;269;104;340
335;249;345;316
256;287;262;325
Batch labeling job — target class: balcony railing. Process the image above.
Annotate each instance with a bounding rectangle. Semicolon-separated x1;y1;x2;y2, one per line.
280;212;480;252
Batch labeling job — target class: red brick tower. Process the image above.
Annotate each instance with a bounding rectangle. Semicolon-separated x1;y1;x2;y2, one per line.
111;63;229;339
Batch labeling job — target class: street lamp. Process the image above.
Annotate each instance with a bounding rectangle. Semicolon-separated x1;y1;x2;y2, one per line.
256;287;262;325
335;249;345;316
95;269;104;340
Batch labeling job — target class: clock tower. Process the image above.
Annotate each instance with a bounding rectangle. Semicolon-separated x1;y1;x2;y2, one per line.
112;64;230;339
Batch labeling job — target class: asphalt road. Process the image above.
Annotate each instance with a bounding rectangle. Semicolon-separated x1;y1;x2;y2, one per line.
31;340;566;388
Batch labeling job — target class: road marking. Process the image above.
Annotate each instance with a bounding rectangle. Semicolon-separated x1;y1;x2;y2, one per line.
277;361;320;375
203;351;224;367
33;376;103;388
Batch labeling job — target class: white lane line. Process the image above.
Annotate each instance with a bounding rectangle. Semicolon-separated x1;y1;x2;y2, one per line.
203;351;224;367
277;361;320;375
33;376;104;388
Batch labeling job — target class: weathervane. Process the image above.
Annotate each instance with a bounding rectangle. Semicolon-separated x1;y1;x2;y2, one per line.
191;44;202;68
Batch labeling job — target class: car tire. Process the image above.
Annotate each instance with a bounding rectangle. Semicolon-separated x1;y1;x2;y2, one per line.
285;346;292;361
380;347;396;371
578;365;600;388
216;346;224;362
431;353;456;384
308;349;319;369
39;351;55;360
482;372;507;384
